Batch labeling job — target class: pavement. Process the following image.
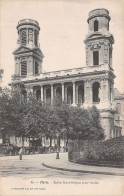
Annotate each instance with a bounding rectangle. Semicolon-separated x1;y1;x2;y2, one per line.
42;152;124;176
1;153;124;196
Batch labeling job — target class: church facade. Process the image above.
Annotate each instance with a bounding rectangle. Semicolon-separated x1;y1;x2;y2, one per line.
11;8;122;146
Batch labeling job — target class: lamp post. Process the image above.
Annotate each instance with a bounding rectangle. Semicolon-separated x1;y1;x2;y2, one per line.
56;132;60;159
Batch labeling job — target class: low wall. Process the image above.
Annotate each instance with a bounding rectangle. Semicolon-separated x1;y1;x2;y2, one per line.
68;137;124;165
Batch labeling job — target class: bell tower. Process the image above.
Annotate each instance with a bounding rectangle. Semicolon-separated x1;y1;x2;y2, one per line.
84;8;114;67
13;19;44;78
83;9;116;139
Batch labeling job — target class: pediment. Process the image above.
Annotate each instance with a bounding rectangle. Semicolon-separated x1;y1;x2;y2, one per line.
33;48;44;58
13;46;44;58
13;46;32;55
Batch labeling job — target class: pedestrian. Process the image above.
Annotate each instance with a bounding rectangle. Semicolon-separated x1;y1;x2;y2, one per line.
19;147;23;160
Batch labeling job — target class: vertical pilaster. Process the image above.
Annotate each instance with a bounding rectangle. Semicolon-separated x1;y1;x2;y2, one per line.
33;28;35;47
111;82;114;104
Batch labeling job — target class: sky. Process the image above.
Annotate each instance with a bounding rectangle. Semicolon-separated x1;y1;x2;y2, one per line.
0;0;124;92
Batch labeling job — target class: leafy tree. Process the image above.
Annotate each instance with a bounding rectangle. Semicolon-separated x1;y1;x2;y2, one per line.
0;85;105;147
50;103;105;142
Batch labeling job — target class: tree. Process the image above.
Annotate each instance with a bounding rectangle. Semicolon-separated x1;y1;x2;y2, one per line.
0;87;23;139
0;85;105;147
50;102;105;142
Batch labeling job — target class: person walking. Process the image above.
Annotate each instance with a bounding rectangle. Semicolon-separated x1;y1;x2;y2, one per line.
19;147;23;160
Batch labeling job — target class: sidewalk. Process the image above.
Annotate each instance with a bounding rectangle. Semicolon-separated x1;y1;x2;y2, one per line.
42;152;124;176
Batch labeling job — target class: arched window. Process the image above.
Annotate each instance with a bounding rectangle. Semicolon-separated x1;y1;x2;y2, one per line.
21;30;27;46
36;89;41;100
92;82;100;103
29;29;33;39
78;85;84;105
56;87;62;98
35;62;39;75
93;51;99;65
21;61;27;76
116;103;121;114
94;20;98;32
46;88;51;103
22;90;27;100
67;86;73;105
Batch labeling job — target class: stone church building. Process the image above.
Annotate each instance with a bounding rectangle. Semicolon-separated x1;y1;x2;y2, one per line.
10;8;123;147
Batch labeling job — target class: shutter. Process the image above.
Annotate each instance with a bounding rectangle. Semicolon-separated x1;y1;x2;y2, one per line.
21;61;27;76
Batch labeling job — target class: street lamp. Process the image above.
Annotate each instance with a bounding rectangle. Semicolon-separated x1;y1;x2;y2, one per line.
56;131;60;159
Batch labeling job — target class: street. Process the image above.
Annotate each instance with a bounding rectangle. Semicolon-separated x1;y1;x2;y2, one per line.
0;153;124;196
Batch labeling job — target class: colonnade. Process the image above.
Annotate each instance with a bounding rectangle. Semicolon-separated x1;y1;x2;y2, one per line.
24;78;114;106
111;128;122;138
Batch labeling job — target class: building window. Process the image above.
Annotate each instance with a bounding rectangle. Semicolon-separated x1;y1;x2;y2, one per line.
35;62;39;75
93;51;99;65
34;30;38;47
56;87;62;104
109;48;112;67
94;20;98;32
21;30;27;46
116;103;121;114
29;29;33;42
78;85;84;105
92;82;100;103
46;88;51;103
56;87;62;98
67;86;73;105
36;89;41;100
21;61;27;76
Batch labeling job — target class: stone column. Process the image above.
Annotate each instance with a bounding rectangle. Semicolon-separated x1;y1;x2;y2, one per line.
51;84;54;102
104;79;111;107
64;86;67;103
33;28;35;47
73;81;76;105
41;85;43;101
100;79;104;102
62;83;64;102
89;81;93;104
111;82;114;104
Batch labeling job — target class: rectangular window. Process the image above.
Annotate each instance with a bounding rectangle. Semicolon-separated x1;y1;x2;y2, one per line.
109;48;112;67
35;62;39;75
93;51;99;65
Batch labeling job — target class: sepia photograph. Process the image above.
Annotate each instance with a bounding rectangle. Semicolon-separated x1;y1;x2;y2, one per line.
0;0;124;195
